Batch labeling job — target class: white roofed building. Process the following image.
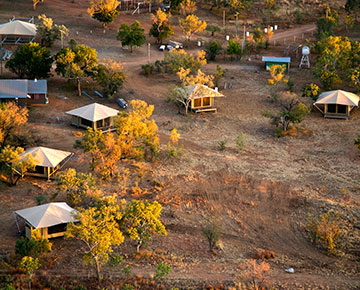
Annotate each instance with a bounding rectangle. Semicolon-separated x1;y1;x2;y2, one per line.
0;20;36;45
65;103;119;131
14;203;77;239
314;90;360;120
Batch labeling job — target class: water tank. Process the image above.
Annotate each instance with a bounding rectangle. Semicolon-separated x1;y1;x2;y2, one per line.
302;46;310;55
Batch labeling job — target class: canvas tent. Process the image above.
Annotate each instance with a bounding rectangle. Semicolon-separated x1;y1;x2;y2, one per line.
314;90;360;119
66;103;119;130
178;84;225;113
19;147;73;179
14;203;77;239
0;20;36;44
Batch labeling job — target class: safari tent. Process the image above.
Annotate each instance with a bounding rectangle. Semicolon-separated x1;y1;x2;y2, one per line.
0;20;36;44
14;203;77;239
65;103;119;130
179;84;225;113
314;90;360;120
19;147;73;179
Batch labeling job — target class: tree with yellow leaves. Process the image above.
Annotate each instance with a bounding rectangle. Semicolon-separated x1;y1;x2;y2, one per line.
167;128;183;157
179;0;197;16
164;49;207;73
0;146;37;185
121;200;167;252
149;8;174;44
37;14;69;48
177;68;214;87
0;102;28;148
267;64;289;102
179;14;207;41
33;0;44;10
66;195;125;280
114;100;160;161
88;0;120;28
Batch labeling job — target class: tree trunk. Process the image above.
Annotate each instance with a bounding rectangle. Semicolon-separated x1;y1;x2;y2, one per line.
77;78;82;96
95;258;101;281
136;241;141;252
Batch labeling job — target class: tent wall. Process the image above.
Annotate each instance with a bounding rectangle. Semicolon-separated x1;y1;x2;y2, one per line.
27;93;47;104
191;97;213;109
324;104;350;119
71;116;115;130
26;223;66;239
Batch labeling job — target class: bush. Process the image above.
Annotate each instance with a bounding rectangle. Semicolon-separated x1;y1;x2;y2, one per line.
253;249;275;260
34;194;46;205
226;40;242;60
302;83;321;101
218;140;227;151
294;9;304;24
207;41;222;61
155;262;172;280
15;236;52;258
141;64;154;77
235;134;247;151
307;212;343;255
202;220;221;252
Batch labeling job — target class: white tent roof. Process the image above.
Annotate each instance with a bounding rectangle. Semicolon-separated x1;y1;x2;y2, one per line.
0;20;36;36
19;147;72;168
15;202;77;229
315;90;360;107
65;103;119;122
181;84;224;100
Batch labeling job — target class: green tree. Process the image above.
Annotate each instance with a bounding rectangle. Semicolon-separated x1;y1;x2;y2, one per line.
88;0;120;28
149;8;174;44
226;39;241;60
19;256;40;290
0;146;36;185
164;49;206;73
117;21;146;52
122;200;167;252
0;103;28;148
15;236;52;258
57;168;99;208
114;100;160;160
179;14;207;41
66;195;125;280
95;58;126;98
345;0;360;23
5;43;52;79
207;41;222;61
37;14;69;48
206;23;221;36
55;43;98;96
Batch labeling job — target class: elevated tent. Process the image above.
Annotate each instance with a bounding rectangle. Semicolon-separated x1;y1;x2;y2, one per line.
314;90;360;119
262;56;291;72
27;80;48;104
0;20;36;44
19;147;73;179
179;84;225;113
66;103;119;130
14;203;78;239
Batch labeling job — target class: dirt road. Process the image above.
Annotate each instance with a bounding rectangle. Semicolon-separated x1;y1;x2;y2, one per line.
272;23;316;41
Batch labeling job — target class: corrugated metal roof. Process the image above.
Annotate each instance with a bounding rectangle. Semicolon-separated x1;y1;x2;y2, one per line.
28;80;47;94
262;56;291;63
0;79;28;98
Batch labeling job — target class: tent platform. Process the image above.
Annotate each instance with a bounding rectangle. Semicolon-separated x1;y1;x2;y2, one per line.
193;107;217;113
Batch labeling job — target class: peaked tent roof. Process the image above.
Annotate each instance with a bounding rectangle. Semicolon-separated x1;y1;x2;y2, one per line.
19;147;72;168
181;84;225;100
65;103;119;122
0;20;36;36
14;202;77;229
315;90;360;107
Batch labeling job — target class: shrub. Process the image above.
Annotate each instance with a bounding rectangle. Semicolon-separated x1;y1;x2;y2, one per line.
355;134;360;151
218;140;227;151
253;249;275;260
34;194;46;205
307;212;343;255
294;9;304;24
141;64;154;77
302;83;321;101
155;262;172;280
202;220;221;252
207;41;222;61
123;284;134;290
206;23;222;36
226;40;242;60
235;134;247;151
15;236;52;258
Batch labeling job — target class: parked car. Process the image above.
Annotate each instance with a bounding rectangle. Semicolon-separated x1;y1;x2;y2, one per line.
117;98;128;109
168;40;183;49
159;44;166;51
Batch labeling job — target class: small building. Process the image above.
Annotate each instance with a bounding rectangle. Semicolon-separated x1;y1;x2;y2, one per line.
65;103;119;131
19;147;73;179
262;56;291;72
14;203;78;239
0;20;36;45
179;84;225;113
314;90;360;120
0;79;48;105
